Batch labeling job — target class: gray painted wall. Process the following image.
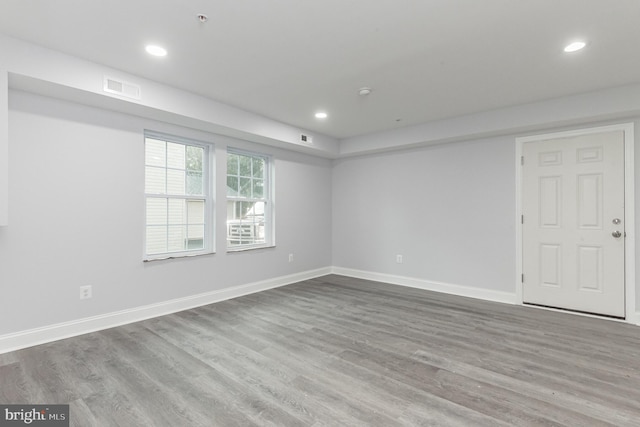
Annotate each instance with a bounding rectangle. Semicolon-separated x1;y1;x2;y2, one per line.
332;136;516;293
0;90;332;335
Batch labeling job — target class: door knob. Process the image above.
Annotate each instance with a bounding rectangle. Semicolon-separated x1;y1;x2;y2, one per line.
612;230;622;238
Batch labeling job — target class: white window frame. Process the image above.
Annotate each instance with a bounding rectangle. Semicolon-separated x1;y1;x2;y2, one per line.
226;148;274;251
144;131;215;261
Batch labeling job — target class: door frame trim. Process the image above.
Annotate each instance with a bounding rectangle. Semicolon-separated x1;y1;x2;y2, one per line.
515;123;636;322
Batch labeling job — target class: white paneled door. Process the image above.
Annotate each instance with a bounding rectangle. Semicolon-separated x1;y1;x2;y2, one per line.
522;131;625;317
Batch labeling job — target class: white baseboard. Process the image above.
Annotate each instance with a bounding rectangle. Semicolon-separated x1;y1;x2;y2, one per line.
0;267;331;354
3;266;633;354
331;267;640;325
331;267;518;305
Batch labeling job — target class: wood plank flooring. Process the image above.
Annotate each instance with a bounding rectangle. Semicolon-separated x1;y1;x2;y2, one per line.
2;274;640;426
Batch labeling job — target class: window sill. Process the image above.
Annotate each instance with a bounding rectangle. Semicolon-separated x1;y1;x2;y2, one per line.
143;251;215;262
226;245;275;253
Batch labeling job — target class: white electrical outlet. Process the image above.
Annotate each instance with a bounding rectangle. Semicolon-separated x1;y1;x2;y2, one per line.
289;253;294;262
396;254;403;264
80;285;92;300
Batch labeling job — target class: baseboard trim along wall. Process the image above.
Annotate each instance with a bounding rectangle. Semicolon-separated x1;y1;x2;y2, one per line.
630;312;640;326
0;267;332;354
2;267;636;354
331;267;518;305
332;267;640;325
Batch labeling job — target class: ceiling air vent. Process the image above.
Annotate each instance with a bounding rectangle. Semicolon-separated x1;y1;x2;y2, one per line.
103;76;141;100
300;134;313;144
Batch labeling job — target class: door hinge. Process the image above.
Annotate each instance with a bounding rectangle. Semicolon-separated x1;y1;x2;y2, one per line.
521;274;524;283
521;156;524;166
521;215;524;224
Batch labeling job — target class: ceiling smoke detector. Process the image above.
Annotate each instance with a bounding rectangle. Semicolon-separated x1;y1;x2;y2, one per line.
358;87;372;96
197;14;209;23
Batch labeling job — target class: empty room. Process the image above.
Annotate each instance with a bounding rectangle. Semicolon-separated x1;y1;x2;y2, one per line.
1;1;640;426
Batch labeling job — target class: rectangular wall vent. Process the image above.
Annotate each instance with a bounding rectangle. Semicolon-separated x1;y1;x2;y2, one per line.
300;134;313;144
103;76;141;100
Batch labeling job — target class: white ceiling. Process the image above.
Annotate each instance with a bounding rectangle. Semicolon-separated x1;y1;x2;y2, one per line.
1;0;639;140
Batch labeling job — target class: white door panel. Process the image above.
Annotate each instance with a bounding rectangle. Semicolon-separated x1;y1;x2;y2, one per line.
522;131;625;317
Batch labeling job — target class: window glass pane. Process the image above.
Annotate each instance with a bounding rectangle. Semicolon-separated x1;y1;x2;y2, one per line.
242;201;254;219
167;169;186;195
227;176;238;196
146;226;167;254
239;177;251;197
187;171;203;195
253;179;264;198
252;157;264;178
187;225;204;249
187;238;204;250
226;200;266;246
251;201;266;244
146;198;167;225
168;225;186;252
227;153;238;175
239;155;251;177
145;139;166;167
168;199;185;225
167;142;185;169
186;146;204;195
187;200;205;224
186;146;203;171
145;166;165;194
248;201;265;222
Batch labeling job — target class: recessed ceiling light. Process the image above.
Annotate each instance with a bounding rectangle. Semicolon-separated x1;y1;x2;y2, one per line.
315;112;328;119
564;41;586;53
145;45;167;57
